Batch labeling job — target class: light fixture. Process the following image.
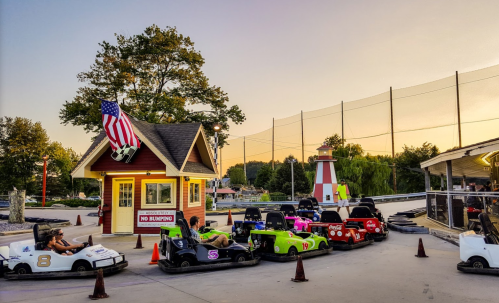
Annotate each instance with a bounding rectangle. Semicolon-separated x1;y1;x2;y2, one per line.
213;123;222;132
184;176;190;181
146;171;151;176
42;155;50;161
100;172;106;176
481;151;495;166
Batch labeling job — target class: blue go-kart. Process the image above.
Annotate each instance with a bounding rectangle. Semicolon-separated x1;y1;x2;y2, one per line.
232;207;265;242
297;199;321;222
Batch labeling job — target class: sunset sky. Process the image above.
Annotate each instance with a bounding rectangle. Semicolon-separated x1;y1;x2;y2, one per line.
1;1;499;169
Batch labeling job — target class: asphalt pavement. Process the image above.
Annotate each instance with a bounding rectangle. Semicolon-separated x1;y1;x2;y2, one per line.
1;200;498;303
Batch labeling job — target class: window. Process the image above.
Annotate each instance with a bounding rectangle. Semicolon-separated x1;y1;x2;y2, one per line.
326;195;330;201
188;180;202;207
141;179;176;208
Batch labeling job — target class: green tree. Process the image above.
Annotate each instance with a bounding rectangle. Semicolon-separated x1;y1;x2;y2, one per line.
254;164;274;189
44;142;81;196
60;25;245;146
228;167;247;185
395;142;440;193
324;134;345;150
268;155;311;195
0;117;50;194
223;161;266;184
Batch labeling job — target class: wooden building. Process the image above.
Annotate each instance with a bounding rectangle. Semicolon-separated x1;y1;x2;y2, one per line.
72;120;217;235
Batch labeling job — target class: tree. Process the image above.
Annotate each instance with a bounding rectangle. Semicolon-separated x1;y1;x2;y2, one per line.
324;134;345;150
254;164;274;189
60;25;245;146
395;142;441;193
0;117;49;194
44;142;81;196
268;155;311;195
223;161;266;184
228;167;247;185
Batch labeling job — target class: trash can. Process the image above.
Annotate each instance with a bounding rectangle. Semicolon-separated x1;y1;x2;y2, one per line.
452;199;464;228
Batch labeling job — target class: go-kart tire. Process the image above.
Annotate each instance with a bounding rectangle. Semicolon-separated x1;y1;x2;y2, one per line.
178;256;195;268
364;233;372;242
14;263;32;275
233;253;247;263
319;241;328;250
72;260;92;272
470;257;489;269
348;237;354;245
287;246;298;257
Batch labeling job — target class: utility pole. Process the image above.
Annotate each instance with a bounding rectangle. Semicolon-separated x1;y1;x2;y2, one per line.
287;158;297;201
243;136;247;182
456;71;462;148
272;118;275;170
341;101;344;146
390;87;397;194
301;110;305;169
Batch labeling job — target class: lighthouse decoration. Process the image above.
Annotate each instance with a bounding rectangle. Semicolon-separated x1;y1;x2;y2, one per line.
313;143;347;202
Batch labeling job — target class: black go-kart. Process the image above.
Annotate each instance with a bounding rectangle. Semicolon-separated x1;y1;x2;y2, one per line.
296;199;321;222
158;217;260;274
231;207;265;243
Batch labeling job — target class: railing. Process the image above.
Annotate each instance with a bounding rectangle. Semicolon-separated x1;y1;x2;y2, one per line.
426;191;499;229
369;192;426;201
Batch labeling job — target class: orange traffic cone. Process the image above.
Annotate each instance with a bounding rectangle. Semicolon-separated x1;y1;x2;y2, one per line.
291;255;308;282
88;235;94;246
415;238;429;258
134;234;144;249
88;269;109;300
76;215;82;226
149;243;160;265
227;210;233;225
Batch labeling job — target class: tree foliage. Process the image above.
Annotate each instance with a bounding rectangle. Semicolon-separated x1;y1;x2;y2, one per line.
228;167;247;185
268;155;311;195
254;164;274;189
60;25;245;146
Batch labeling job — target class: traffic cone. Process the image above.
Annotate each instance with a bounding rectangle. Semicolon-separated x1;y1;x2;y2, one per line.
88;269;109;300
227;210;233;225
75;215;82;226
291;255;308;282
134;234;144;249
149;243;160;265
415;238;429;258
88;235;94;247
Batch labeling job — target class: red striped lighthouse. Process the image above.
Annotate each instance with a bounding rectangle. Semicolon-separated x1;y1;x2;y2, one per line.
313;143;339;202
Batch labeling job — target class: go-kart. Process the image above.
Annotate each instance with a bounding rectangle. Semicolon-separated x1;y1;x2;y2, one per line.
307;211;374;250
1;224;127;280
232;207;265;242
307;197;324;214
359;198;385;223
160;211;230;249
280;204;313;232
158;217;260;274
345;206;388;242
296;199;321;222
457;213;499;275
249;211;332;262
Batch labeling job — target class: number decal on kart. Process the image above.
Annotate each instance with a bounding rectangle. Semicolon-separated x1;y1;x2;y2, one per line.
302;242;309;250
208;250;219;260
37;255;51;267
356;233;360;240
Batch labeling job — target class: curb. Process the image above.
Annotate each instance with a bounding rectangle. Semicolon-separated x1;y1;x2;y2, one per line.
429;229;459;246
0;229;32;236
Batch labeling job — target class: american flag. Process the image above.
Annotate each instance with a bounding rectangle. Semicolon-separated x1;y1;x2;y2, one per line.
100;99;141;151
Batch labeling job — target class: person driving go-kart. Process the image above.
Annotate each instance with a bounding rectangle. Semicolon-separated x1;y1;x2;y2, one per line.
51;228;86;255
189;216;229;248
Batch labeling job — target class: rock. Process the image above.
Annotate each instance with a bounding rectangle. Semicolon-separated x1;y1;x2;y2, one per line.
51;204;67;208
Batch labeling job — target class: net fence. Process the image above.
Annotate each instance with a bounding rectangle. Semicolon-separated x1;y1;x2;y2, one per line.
221;64;499;174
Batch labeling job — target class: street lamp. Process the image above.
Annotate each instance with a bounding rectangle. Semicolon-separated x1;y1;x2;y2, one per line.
287;158;297;202
42;155;49;207
212;123;222;211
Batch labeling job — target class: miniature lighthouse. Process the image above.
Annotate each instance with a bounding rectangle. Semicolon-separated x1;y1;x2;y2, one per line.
313;143;339;203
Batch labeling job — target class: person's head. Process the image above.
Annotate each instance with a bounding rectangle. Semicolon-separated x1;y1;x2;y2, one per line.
190;216;200;228
52;228;63;240
341;179;345;185
486;181;492;187
44;235;55;247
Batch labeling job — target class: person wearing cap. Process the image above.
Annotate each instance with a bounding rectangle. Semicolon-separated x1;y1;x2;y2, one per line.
336;179;350;216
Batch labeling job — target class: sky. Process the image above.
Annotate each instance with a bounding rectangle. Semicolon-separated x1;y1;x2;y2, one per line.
1;0;499;167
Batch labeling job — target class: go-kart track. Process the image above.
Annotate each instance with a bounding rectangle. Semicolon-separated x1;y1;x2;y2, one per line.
1;200;498;303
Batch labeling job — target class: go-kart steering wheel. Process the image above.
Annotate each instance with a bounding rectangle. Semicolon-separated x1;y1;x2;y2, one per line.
198;226;206;233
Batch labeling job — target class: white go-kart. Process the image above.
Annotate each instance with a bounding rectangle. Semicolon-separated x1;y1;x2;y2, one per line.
1;224;127;280
457;213;499;275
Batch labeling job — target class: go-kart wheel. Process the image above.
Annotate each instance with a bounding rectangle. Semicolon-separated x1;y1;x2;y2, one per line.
319;241;328;250
72;260;92;272
14;263;32;275
348;237;354;245
233;253;246;263
470;257;489;269
287;246;298;256
178;256;195;268
364;233;372;241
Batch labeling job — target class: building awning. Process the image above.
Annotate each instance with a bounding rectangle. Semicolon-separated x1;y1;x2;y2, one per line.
421;137;499;178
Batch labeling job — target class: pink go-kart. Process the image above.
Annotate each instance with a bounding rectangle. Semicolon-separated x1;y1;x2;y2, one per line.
280;205;313;232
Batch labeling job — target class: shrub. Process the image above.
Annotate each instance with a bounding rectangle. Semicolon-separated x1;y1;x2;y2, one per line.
205;195;213;210
269;192;286;201
30;199;101;208
260;193;271;202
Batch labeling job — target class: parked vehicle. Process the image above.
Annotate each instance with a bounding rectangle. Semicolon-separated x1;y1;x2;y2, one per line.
232;207;265;242
296;199;321;222
344;206;388;241
86;196;101;201
280;204;313;232
307;197;323;214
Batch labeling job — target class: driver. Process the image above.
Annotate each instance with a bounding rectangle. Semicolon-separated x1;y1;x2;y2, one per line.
51;228;85;255
189;216;229;248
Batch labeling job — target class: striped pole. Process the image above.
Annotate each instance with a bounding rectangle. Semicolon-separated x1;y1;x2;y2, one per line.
212;131;218;211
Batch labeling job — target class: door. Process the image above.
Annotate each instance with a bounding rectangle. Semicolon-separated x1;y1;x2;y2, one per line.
113;179;134;233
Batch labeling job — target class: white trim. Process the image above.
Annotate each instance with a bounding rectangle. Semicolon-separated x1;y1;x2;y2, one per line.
111;178;135;234
141;179;177;209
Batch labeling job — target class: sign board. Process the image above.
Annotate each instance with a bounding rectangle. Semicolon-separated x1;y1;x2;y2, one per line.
137;210;175;227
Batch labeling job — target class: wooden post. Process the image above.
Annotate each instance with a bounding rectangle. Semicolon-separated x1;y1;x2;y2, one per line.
341;101;344;146
456;71;462;148
9;190;25;224
424;168;431;191
272;118;275;170
390;87;397;193
301;110;305;169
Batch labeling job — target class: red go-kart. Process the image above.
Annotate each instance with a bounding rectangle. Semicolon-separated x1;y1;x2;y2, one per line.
344;206;389;242
308;211;374;250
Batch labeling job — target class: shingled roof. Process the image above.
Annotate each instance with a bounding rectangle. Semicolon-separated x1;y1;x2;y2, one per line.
74;120;214;173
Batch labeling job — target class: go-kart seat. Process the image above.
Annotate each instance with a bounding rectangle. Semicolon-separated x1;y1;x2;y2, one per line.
244;207;262;221
360;198;375;207
307;197;319;203
33;224;52;250
479;213;499;245
177;218;197;245
320;211;343;224
359;202;376;213
265;211;288;230
349;206;375;219
176;210;185;221
298;199;314;211
280;205;297;217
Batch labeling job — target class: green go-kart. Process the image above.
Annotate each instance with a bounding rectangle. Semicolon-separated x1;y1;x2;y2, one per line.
249;211;332;262
159;211;230;250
